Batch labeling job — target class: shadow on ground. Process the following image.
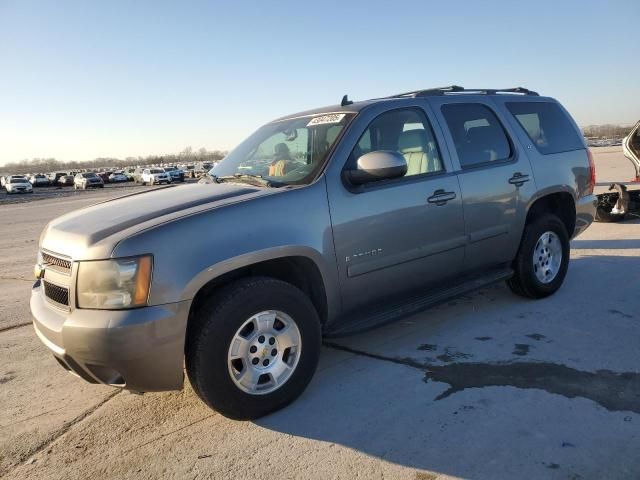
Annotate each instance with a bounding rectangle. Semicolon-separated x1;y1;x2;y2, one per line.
257;254;640;479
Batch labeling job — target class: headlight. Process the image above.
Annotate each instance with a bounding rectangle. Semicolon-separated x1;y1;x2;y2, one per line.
76;255;153;309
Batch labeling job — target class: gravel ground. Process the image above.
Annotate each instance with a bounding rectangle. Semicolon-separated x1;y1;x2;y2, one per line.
0;148;638;479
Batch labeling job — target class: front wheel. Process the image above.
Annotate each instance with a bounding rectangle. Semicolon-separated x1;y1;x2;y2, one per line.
186;277;321;419
507;214;570;299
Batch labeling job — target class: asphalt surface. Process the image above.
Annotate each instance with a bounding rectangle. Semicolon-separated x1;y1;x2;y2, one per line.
1;148;639;479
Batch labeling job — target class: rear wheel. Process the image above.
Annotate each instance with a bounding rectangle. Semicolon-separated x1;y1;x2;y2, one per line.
186;277;321;419
507;214;570;299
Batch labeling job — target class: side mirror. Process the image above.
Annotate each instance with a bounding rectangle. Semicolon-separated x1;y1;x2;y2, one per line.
345;151;407;185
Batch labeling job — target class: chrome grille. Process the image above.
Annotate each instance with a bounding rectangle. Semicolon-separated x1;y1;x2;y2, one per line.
42;252;72;273
43;281;70;307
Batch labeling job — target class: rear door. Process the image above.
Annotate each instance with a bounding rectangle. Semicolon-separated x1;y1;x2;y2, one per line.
326;105;466;314
430;98;536;272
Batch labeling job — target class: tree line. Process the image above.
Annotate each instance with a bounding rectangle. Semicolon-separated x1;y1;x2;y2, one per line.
1;147;228;175
582;124;634;139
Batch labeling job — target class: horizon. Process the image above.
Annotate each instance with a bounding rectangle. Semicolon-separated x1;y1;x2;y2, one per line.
1;0;639;166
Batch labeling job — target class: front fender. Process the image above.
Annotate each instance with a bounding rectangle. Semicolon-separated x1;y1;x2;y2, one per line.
182;245;340;321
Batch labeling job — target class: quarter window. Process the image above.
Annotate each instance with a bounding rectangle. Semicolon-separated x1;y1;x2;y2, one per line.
441;103;512;168
350;108;444;177
506;101;584;155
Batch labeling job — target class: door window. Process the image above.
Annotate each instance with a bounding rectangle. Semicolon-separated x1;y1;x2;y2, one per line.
349;108;444;177
441;103;512;168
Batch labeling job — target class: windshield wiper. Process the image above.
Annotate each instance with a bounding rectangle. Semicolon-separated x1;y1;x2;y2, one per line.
213;174;283;188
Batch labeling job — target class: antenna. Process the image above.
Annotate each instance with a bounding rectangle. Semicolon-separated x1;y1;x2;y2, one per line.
341;95;353;106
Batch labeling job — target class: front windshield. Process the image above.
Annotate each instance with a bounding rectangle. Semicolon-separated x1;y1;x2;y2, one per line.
83;173;97;178
10;178;28;184
211;112;355;186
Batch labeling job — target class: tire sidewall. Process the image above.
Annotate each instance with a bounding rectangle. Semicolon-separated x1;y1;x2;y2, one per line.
187;279;321;419
519;215;570;296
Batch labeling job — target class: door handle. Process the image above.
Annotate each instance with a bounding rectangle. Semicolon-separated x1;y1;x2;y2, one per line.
508;172;530;187
427;189;456;206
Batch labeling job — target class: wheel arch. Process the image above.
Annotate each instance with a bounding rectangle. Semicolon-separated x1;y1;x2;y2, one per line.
184;248;334;344
525;190;576;238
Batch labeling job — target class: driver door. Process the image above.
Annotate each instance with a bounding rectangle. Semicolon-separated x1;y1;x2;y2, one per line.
326;106;466;315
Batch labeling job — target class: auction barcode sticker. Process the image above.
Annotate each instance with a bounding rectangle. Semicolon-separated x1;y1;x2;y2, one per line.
307;114;346;126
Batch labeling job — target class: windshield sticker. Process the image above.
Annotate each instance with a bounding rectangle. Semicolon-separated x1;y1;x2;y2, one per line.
307;114;346;127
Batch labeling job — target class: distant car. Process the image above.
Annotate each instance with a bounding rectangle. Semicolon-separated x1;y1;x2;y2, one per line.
140;168;171;185
5;177;33;194
163;166;185;183
57;175;75;186
109;172;128;183
97;172;112;183
29;174;50;186
2;175;27;188
48;172;67;184
124;168;137;181
74;172;104;190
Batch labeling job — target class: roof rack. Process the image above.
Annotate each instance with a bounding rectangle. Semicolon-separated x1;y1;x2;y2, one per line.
388;85;539;98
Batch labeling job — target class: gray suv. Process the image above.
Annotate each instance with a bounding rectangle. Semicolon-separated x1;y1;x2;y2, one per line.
31;86;596;419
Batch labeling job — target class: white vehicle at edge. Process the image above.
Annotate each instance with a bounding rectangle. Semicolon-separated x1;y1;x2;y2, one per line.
5;176;33;194
140;168;171;185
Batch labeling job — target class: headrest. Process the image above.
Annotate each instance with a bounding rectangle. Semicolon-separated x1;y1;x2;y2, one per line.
398;129;428;153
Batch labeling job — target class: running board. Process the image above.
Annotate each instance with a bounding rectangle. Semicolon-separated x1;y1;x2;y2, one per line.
324;267;514;338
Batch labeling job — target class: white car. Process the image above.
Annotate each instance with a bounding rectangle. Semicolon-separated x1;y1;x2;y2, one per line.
29;174;50;186
140;168;171;185
5;177;33;194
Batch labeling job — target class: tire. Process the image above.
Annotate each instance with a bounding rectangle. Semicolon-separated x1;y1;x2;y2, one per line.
507;214;570;299
186;277;321;420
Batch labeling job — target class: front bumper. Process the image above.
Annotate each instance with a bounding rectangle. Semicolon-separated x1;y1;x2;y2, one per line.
573;194;597;238
31;280;190;392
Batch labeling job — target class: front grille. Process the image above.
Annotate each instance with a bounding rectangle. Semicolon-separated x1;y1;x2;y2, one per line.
43;281;70;307
42;252;72;273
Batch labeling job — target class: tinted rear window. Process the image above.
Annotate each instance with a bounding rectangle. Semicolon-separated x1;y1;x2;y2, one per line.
506;102;584;155
441;103;512;168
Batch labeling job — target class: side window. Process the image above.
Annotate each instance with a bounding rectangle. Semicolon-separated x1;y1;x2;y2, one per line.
506;101;584;155
350;108;444;177
441;103;512;168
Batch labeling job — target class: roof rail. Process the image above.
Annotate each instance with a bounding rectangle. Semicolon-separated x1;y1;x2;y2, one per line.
388;85;539;98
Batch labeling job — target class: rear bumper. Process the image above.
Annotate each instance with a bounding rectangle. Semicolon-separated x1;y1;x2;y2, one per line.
573;194;597;238
30;281;190;392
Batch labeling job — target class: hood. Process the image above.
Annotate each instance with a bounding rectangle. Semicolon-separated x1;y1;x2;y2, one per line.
41;182;267;259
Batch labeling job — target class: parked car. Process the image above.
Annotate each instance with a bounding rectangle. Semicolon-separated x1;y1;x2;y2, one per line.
29;174;50;186
5;176;33;194
2;175;26;188
31;86;596;420
73;172;104;189
109;171;128;183
57;175;75;186
124;168;137;181
163;166;185;183
97;171;112;183
48;172;67;184
140;168;171;185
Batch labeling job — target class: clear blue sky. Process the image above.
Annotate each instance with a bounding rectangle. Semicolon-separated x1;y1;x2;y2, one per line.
1;0;638;164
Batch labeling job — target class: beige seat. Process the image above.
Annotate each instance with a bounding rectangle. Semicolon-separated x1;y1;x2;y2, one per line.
398;129;442;175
